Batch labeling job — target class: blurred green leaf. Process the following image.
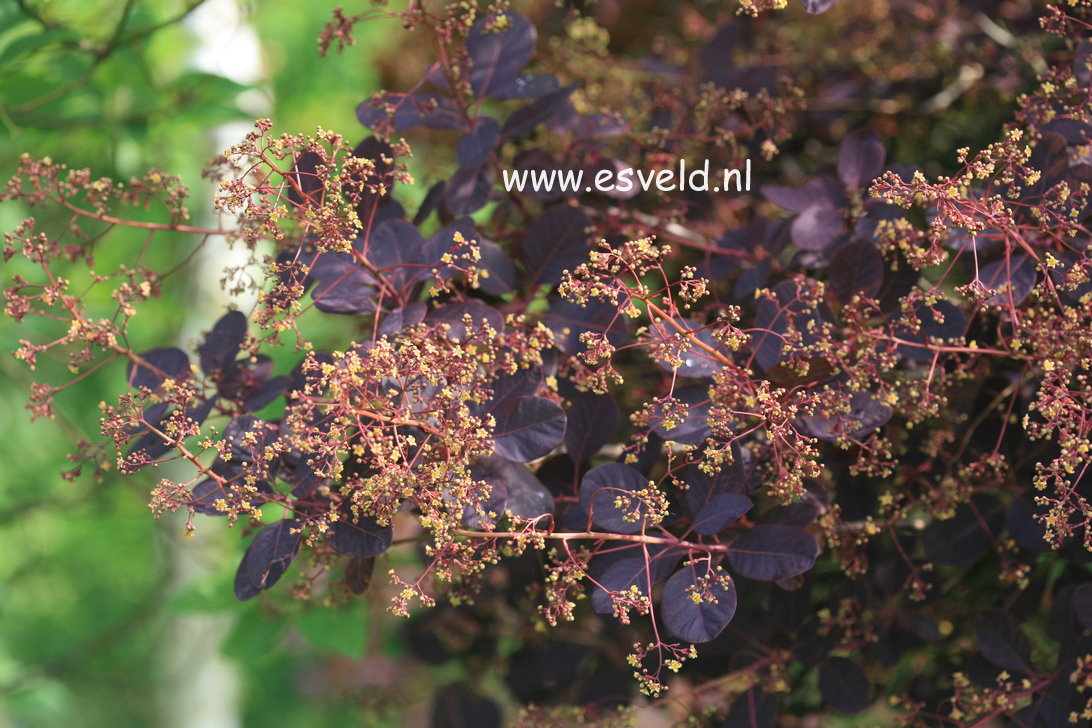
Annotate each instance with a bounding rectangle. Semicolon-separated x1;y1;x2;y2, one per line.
222;604;286;661
292;603;369;658
0;28;82;69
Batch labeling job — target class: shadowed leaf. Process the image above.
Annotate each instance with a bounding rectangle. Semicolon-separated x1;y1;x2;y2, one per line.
975;609;1033;673
501;83;578;138
837;128;886;189
1074;584;1092;631
828;241;884;303
818;657;870;713
564;390;619;463
725;688;778;728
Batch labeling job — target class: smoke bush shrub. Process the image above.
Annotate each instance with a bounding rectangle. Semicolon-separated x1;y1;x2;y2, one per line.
6;0;1092;724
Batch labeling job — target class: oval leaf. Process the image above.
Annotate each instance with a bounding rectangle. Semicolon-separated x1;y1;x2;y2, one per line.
522;205;589;288
589;544;683;614
200;310;247;376
235;518;302;601
726;524;819;581
564;390;620;463
444;163;495;216
456;117;501;167
692;493;753;536
492;396;566;462
818;656;871;713
975;608;1033;673
465;12;536;99
127;347;191;391
828;241;884;303
661;562;738;643
725;688;778;728
837;128;886;189
328;512;392;559
579;463;653;534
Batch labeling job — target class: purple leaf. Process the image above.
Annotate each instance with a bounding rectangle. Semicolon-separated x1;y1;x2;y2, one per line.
491;72;560;100
763;177;844;213
377;303;428;339
471;455;555;521
200;310;247;376
661;561;737;643
680;440;744;516
328;512;392;559
649;317;722;378
818;657;870;713
649;387;711;446
492;396;566;462
425;300;505;342
356;91;465;133
725;688;778;728
978;254;1037;308
564;390;619;463
542;298;627;355
1072;584;1092;631
791;203;844;251
345;557;376;595
444;162;495;216
579;462;653;534
692;493;753;536
837;128;886;189
309;258;378;315
127;347;190;391
349;137;398;224
751;278;828;371
793;390;892;441
923;496;1004;566
456;117;501;167
242;375;289;412
285;151;325;208
486;367;544;405
422;217;479;282
235;518;302;601
413;180;446;226
975;609;1033;673
828;241;884;302
726;524;819;581
501;84;579;139
465;12;536;99
521;205;589;288
1075;39;1092;89
588;544;683;613
893;300;966;363
475;237;517;296
365;218;428;293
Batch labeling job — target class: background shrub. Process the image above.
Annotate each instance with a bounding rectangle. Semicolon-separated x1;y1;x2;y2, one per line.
4;0;1092;726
